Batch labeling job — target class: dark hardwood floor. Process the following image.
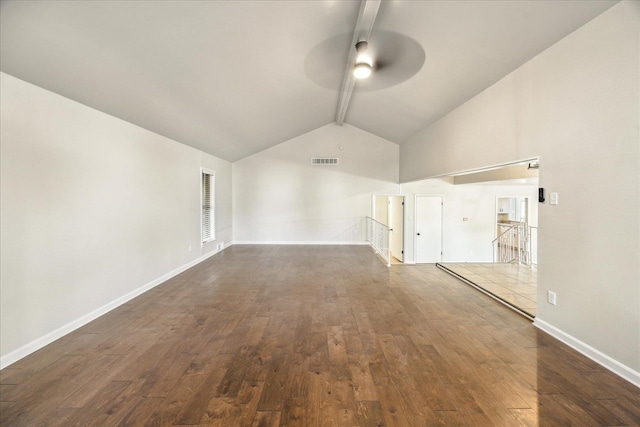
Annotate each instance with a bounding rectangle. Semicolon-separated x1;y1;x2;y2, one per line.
1;245;638;426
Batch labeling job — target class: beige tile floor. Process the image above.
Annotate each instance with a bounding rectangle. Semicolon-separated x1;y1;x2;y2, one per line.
439;262;537;317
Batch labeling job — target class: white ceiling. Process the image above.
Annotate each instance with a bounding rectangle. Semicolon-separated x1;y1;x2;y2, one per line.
0;0;617;162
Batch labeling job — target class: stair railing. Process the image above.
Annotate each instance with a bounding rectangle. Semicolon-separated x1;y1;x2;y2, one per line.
366;216;391;267
492;222;537;266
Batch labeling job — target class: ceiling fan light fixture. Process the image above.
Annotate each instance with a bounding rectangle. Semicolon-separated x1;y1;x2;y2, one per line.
353;62;372;79
353;40;373;79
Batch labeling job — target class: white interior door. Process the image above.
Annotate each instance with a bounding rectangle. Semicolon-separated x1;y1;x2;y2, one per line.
390;196;404;262
416;196;443;263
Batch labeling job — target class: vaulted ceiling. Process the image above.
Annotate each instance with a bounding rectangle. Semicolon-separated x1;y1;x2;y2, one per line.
0;0;617;162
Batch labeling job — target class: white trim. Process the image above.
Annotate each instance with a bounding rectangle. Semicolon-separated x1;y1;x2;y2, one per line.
0;244;230;369
232;240;369;245
534;318;640;388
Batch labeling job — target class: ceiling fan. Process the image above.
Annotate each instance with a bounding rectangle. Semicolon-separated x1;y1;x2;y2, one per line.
303;0;425;124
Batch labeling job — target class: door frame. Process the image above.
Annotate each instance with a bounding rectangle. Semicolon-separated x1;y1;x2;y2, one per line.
414;194;444;264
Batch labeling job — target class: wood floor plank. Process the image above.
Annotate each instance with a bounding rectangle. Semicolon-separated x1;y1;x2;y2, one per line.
256;353;290;411
363;339;391;387
509;408;538;427
111;397;165;427
59;354;125;408
143;353;230;426
348;354;378;402
0;368;21;385
307;331;330;375
327;326;350;381
331;379;359;426
215;346;257;398
595;396;640;426
355;401;386;427
0;354;114;425
1;245;638;426
376;384;412;426
140;347;201;399
305;372;334;426
202;380;264;426
174;355;233;425
62;380;132;427
251;410;281;427
280;396;306;426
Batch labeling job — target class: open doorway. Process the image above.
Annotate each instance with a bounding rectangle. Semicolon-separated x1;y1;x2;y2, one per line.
372;195;405;264
435;160;540;318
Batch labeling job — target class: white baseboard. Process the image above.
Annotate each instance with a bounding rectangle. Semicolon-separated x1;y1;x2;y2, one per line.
232;240;369;245
534;318;640;388
0;244;230;369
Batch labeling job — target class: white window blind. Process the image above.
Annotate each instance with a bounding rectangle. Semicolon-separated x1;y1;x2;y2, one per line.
201;169;215;243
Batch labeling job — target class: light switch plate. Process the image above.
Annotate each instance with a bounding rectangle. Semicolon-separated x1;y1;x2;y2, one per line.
550;192;558;205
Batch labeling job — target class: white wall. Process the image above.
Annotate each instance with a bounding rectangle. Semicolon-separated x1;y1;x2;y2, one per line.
401;178;537;264
400;2;640;378
0;73;233;366
233;123;399;243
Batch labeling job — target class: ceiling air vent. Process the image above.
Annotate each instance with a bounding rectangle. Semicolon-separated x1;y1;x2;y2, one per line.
311;157;339;166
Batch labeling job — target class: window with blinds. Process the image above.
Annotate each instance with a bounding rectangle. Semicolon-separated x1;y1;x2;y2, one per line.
201;169;215;244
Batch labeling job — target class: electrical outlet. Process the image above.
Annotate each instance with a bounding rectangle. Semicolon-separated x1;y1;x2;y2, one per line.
547;291;557;305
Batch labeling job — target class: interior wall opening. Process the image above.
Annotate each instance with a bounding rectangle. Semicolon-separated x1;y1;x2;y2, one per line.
433;159;540;318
